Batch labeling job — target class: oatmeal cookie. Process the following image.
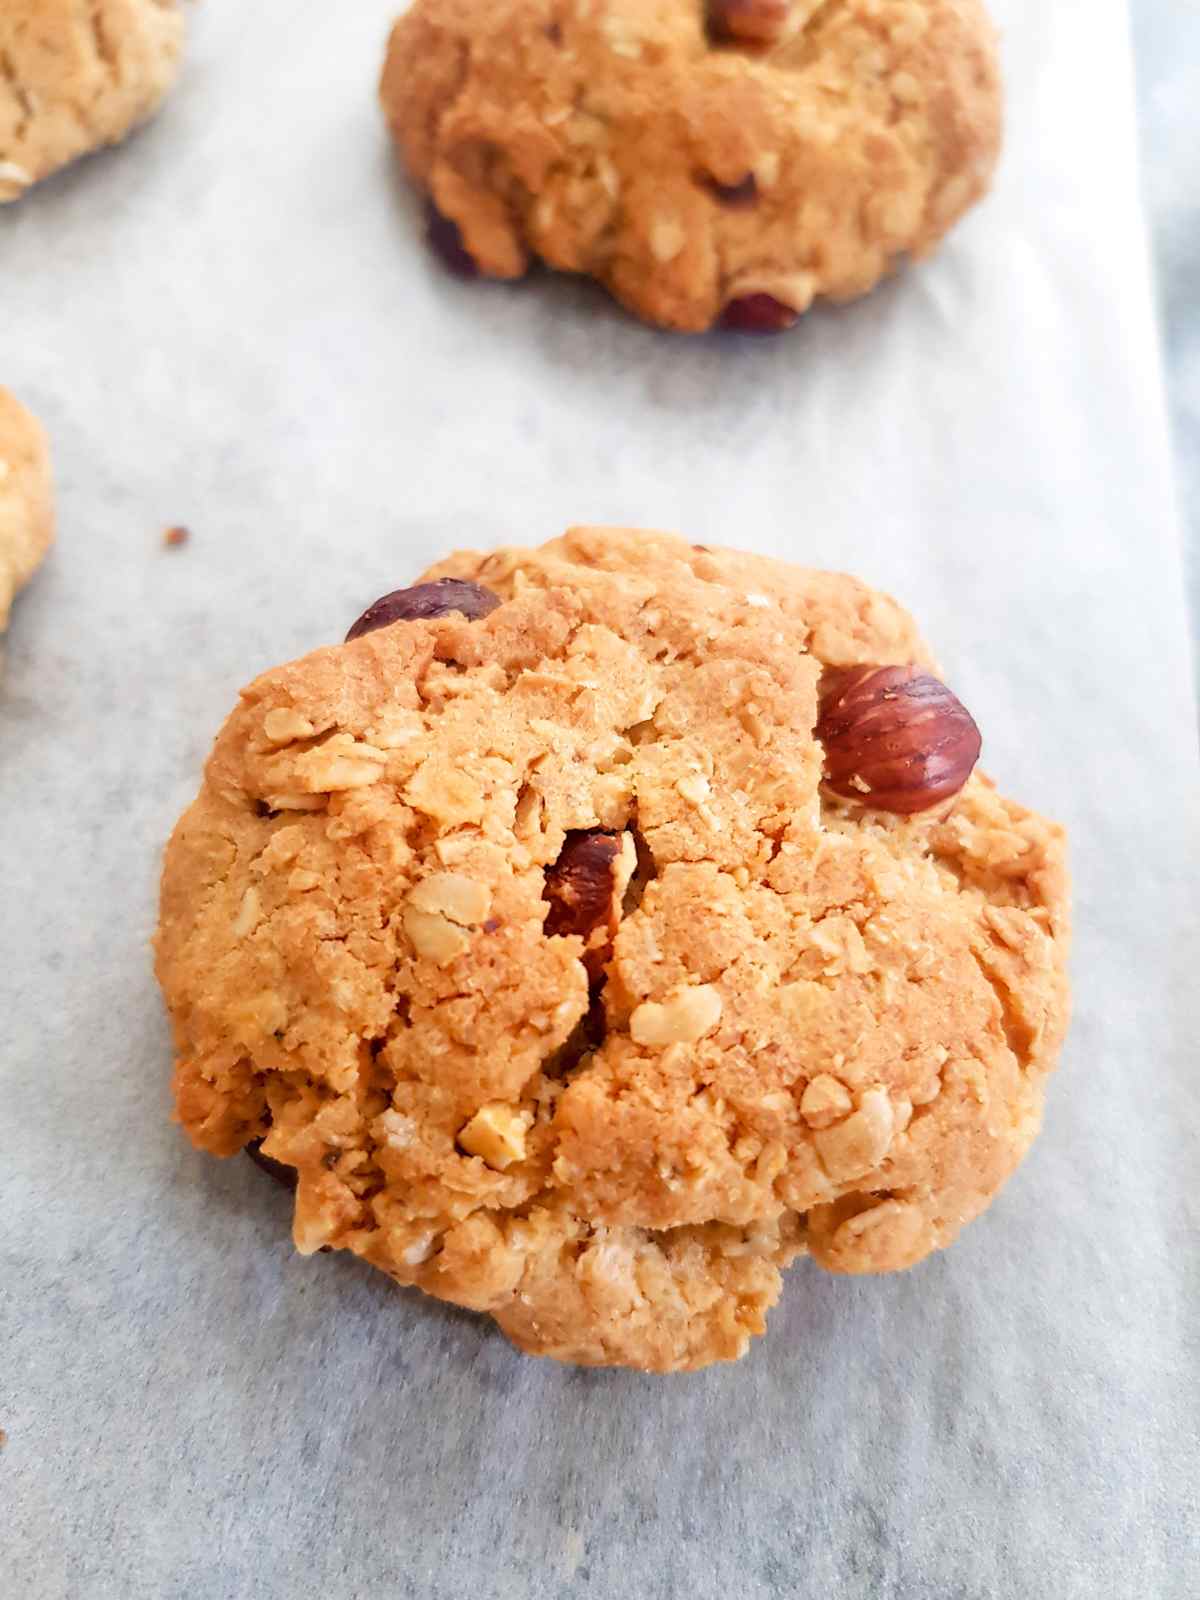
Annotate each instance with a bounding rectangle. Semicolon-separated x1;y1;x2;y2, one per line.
0;0;184;203
0;387;53;628
380;0;1002;332
157;529;1070;1371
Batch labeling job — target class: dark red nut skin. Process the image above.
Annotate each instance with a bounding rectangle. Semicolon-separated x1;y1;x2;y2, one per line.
706;174;758;208
721;293;800;333
345;578;500;642
426;207;478;278
709;0;794;46
543;832;622;941
245;1139;298;1190
816;665;982;815
544;830;630;991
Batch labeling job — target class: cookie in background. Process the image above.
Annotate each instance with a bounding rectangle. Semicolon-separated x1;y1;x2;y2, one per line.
380;0;1003;332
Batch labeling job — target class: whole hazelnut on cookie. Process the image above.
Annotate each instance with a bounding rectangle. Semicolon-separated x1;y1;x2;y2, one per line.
156;529;1070;1372
379;0;1003;332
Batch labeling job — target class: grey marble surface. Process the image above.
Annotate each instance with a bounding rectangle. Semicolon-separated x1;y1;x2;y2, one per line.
1133;4;1200;688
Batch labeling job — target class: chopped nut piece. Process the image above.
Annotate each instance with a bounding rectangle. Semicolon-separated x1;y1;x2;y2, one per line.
800;1073;853;1129
408;872;492;926
406;762;486;825
294;747;385;792
262;792;325;812
377;1109;417;1151
262;707;317;746
602;15;643;58
458;1102;531;1169
401;1231;438;1266
812;1087;894;1181
650;216;686;264
0;160;33;193
596;156;621;199
630;984;723;1047
404;906;471;966
232;887;262;940
676;773;711;805
752;150;780;189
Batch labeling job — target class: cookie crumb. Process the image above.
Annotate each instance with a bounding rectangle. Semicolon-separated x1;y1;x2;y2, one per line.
164;525;190;548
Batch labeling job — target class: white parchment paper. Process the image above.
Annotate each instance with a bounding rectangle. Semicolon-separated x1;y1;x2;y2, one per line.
2;2;1197;1595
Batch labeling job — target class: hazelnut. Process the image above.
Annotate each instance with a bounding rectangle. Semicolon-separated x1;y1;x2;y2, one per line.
408;872;492;927
708;0;795;46
630;984;723;1048
705;173;758;208
799;1073;853;1130
261;707;317;746
815;665;982;815
458;1102;531;1170
426;205;479;278
403;906;471;966
245;1138;297;1190
543;831;636;976
812;1087;895;1182
345;577;500;642
721;292;801;334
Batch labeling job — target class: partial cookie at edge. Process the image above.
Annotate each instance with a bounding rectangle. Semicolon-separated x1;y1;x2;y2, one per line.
0;0;184;202
0;387;54;628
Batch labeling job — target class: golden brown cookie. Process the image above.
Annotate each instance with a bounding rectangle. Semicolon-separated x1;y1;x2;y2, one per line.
156;529;1070;1372
0;0;184;203
0;387;54;628
380;0;1003;332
